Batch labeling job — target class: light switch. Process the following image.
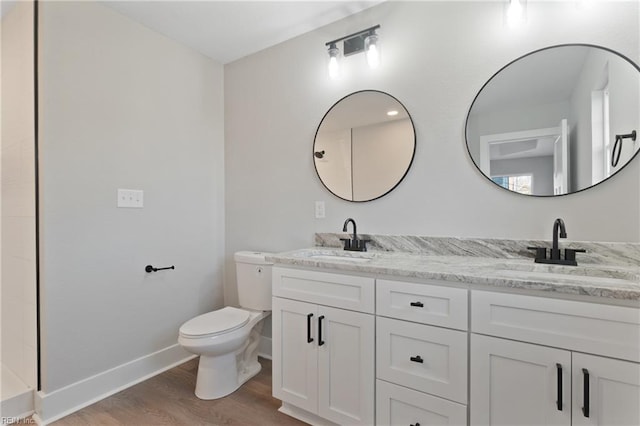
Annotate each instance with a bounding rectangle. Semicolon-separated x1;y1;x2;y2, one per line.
315;201;325;219
117;189;144;208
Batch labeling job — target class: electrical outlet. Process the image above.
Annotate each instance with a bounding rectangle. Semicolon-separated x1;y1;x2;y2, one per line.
315;201;326;219
118;189;144;208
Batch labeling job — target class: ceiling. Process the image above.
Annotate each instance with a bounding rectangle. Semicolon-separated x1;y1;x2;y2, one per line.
470;46;591;114
101;1;383;64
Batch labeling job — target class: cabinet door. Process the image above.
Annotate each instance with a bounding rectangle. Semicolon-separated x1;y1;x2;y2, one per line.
470;334;571;426
272;297;318;413
377;379;467;426
572;353;640;426
317;306;375;425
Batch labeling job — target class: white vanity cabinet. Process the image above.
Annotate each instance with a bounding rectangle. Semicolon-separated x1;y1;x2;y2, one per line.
272;267;375;425
470;291;640;426
271;260;640;426
375;279;469;426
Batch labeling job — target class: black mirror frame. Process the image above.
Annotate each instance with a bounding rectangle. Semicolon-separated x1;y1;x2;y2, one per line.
464;43;640;197
313;89;417;202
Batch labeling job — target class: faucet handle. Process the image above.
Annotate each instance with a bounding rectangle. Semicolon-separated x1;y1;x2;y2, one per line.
340;238;352;250
527;246;547;261
564;248;586;262
356;239;370;252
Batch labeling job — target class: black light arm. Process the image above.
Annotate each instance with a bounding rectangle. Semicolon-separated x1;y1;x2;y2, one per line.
325;25;380;47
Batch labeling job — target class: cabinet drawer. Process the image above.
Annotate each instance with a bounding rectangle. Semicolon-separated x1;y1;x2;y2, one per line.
376;380;467;426
377;279;468;330
273;267;374;313
472;291;640;362
376;317;468;404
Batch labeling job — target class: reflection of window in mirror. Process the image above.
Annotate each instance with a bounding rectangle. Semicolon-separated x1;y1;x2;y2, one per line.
491;175;533;195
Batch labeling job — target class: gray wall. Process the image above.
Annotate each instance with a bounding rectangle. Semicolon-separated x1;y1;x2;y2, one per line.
224;1;640;306
39;1;225;392
491;156;554;196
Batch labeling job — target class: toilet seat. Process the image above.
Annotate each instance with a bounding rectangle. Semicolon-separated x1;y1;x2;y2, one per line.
179;307;250;338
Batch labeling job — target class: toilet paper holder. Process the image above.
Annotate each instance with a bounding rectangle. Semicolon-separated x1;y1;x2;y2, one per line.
145;265;175;273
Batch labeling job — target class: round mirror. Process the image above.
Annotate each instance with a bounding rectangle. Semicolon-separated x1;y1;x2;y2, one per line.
465;44;640;196
314;90;416;202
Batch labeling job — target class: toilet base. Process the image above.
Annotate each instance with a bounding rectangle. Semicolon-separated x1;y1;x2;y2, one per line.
193;314;266;400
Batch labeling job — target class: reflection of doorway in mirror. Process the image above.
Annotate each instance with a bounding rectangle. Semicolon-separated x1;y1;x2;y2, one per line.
480;119;569;196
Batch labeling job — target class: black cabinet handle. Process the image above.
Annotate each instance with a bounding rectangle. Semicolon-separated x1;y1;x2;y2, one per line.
318;315;325;346
306;313;314;343
556;363;563;411
410;301;424;307
410;355;424;363
410;423;420;426
582;368;590;418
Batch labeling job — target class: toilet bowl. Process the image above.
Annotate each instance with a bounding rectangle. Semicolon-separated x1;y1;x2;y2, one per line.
178;251;273;400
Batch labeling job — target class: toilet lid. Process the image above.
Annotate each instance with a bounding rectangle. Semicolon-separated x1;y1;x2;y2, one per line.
179;307;250;338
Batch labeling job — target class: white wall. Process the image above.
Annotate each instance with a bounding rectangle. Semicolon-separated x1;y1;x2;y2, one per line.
570;48;640;191
224;1;640;305
314;128;352;200
352;118;414;201
1;0;38;390
39;1;224;392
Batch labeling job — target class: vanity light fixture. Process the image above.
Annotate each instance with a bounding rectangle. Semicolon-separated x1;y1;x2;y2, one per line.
506;0;526;28
327;43;340;80
364;29;380;69
325;25;381;78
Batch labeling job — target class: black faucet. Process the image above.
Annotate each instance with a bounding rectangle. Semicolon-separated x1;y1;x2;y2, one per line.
341;218;369;252
550;218;567;260
527;218;585;266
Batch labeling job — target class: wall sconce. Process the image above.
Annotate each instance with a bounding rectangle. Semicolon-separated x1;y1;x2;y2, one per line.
505;0;526;28
325;25;381;79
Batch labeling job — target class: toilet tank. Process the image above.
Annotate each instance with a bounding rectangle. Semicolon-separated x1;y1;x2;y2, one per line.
234;251;273;311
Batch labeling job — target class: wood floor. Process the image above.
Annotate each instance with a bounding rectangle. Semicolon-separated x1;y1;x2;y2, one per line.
52;358;306;426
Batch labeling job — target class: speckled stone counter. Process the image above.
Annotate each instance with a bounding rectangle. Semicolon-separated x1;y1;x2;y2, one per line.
267;235;640;303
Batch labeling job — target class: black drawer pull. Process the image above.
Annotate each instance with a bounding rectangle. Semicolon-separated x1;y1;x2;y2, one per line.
410;301;424;307
556;363;563;411
318;315;325;346
306;313;314;343
410;423;420;426
410;355;424;363
582;368;590;418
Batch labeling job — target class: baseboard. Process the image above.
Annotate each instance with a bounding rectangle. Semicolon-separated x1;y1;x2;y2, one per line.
0;388;34;422
257;335;272;360
35;344;195;425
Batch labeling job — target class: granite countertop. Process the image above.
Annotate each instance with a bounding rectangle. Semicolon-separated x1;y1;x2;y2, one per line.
267;247;640;302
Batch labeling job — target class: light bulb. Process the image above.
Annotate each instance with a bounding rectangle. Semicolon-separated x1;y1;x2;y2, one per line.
327;44;340;79
506;0;524;28
365;33;380;69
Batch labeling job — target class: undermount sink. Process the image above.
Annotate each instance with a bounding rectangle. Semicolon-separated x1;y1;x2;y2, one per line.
493;261;640;282
309;254;372;263
292;249;375;263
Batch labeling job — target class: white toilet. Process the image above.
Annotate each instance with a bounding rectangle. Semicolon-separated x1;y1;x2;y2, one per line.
178;251;272;400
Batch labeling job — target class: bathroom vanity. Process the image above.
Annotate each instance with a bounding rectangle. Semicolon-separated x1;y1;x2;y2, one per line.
268;235;640;426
